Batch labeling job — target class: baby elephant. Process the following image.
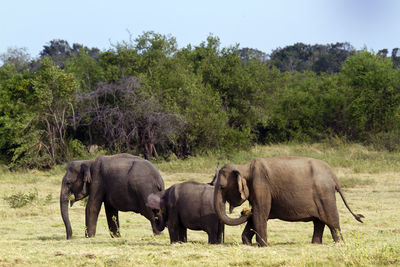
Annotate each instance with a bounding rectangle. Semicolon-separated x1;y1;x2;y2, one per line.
146;181;224;244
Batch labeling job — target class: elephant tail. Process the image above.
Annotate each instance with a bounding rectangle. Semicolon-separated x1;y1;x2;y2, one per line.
336;186;365;223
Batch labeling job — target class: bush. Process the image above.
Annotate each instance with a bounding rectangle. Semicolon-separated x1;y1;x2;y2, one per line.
263;72;339;142
341;51;400;139
3;189;38;208
368;130;400;152
65;139;88;161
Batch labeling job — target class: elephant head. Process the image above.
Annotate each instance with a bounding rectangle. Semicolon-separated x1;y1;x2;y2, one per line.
146;191;167;233
60;159;94;239
214;164;250;226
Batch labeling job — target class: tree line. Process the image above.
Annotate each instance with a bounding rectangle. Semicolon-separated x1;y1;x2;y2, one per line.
1;31;400;168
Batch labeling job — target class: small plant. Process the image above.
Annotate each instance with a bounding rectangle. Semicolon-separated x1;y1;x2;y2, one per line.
3;189;38;208
43;193;52;205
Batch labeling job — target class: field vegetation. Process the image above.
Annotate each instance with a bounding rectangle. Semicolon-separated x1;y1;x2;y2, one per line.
0;143;399;266
2;34;400;169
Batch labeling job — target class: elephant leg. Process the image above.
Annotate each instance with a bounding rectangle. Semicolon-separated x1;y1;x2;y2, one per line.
217;222;224;244
207;228;218;244
252;205;269;247
312;219;325;244
178;226;187;243
322;200;343;243
242;217;255;245
168;227;180;243
208;233;217;244
207;219;222;244
85;197;102;237
167;213;181;243
328;225;342;243
105;202;120;238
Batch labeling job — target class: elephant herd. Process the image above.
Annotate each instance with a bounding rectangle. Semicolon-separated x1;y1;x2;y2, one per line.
60;154;364;247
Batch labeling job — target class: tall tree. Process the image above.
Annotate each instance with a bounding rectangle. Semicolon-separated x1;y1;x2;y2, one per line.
64;48;104;93
40;39;72;67
238;47;268;64
392;48;400;68
270;43;313;72
31;57;79;164
270;42;354;74
0;65;35;165
378;49;389;58
0;47;31;72
342;51;400;138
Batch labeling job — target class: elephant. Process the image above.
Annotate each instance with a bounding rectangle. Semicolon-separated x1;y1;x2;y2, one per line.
213;156;364;247
146;181;225;244
60;153;165;239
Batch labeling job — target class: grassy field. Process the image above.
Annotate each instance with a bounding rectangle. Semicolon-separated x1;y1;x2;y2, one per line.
0;143;399;266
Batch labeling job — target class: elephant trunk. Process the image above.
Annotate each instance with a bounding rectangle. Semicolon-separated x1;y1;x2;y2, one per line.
214;184;249;226
60;184;72;239
154;211;166;233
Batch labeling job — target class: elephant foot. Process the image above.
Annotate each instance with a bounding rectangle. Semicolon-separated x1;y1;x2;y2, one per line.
110;232;121;238
242;235;252;245
170;240;185;244
311;238;322;244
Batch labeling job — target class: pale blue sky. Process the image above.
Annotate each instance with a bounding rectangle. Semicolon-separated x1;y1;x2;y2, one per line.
1;0;399;58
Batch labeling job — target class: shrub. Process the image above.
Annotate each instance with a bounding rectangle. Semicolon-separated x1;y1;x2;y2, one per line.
3;189;38;208
341;51;400;139
368;130;400;152
65;138;88;161
263;72;343;142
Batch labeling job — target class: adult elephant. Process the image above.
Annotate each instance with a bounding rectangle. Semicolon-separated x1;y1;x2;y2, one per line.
60;153;165;239
213;156;364;246
146;180;225;244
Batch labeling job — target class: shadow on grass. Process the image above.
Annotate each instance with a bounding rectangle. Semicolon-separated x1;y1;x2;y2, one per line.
21;235;172;247
37;235;65;241
61;238;172;247
27;233;312;247
18;235;66;241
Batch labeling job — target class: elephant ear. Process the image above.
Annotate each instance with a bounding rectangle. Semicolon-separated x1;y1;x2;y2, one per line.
234;170;249;200
81;163;91;184
208;163;220;185
146;193;162;210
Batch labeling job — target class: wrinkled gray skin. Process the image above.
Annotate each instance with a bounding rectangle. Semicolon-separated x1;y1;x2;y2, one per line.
60;153;165;239
146;181;225;244
213;156;364;247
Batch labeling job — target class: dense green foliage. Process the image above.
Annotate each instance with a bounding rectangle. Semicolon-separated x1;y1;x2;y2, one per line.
1;32;400;168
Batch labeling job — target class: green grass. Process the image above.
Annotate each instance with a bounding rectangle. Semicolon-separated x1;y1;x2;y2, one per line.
0;143;399;266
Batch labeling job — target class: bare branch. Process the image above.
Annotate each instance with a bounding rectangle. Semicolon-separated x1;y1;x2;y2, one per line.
76;76;184;157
